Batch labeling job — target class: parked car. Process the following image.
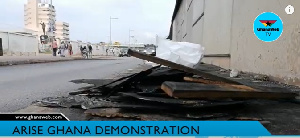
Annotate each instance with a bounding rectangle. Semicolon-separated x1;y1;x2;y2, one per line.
118;48;130;57
143;48;156;56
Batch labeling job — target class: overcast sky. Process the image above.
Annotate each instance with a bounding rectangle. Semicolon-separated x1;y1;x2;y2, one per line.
0;0;175;44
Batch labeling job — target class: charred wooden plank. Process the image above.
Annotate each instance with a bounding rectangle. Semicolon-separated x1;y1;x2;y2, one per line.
119;92;244;108
104;65;161;98
184;77;257;91
161;81;297;100
84;108;141;119
184;76;229;85
128;49;240;84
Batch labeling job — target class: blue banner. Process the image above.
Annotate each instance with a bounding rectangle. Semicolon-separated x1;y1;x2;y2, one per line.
0;121;271;136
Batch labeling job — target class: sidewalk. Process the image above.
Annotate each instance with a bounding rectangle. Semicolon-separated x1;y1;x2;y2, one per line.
0;54;118;66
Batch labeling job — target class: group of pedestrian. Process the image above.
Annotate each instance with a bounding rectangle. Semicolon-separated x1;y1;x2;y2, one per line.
105;48;116;56
79;44;93;58
51;39;73;57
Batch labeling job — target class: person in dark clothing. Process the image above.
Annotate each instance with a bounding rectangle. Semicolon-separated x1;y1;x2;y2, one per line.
80;46;88;58
88;44;93;58
106;48;109;56
68;42;73;56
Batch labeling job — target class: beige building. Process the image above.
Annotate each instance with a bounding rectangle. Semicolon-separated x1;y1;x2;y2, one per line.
55;22;70;41
168;0;300;86
24;0;56;37
24;0;69;41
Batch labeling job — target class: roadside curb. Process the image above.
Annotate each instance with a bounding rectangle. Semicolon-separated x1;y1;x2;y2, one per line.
0;56;122;67
0;58;75;66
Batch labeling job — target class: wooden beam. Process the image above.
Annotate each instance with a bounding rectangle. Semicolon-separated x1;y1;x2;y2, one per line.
128;49;240;84
184;76;228;85
161;81;297;100
184;77;256;91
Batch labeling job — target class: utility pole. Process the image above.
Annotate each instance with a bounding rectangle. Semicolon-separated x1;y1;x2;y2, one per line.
109;16;111;45
129;29;134;49
50;0;54;48
110;16;118;45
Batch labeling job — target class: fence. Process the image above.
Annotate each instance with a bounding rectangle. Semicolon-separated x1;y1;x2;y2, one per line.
69;41;109;56
0;31;39;56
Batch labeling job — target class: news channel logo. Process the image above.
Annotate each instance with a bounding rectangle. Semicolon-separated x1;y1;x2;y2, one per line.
253;12;283;42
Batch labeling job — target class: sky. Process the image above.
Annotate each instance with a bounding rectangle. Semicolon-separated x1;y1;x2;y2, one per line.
0;0;176;44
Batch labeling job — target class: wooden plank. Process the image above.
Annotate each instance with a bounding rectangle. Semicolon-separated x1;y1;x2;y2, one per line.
128;49;240;84
184;76;229;85
184;77;257;91
161;81;297;100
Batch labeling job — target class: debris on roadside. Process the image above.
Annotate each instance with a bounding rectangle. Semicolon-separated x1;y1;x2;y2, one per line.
219;69;227;72
35;49;300;121
230;69;239;78
254;74;270;81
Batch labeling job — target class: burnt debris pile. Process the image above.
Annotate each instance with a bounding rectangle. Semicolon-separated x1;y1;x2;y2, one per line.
35;49;299;121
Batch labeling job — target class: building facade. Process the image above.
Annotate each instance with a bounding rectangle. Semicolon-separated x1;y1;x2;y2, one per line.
168;0;300;86
24;0;69;41
55;22;70;41
25;0;56;37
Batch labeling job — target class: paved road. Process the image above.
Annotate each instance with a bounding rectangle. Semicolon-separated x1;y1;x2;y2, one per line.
0;58;142;112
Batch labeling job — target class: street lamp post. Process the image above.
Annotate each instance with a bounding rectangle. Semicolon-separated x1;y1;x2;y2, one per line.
50;0;54;52
110;16;118;45
129;29;134;48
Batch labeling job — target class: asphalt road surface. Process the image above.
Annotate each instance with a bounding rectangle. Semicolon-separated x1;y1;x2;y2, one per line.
0;58;143;112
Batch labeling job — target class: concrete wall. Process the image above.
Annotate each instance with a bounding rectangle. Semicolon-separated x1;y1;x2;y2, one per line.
202;0;233;55
0;31;39;55
191;0;204;45
171;0;300;85
230;0;300;85
70;41;81;55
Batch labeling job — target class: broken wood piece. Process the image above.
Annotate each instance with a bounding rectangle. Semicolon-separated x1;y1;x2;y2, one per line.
84;108;141;119
232;117;262;121
105;65;161;98
161;81;297;100
185;113;230;120
184;77;256;91
99;74;136;88
184;76;228;85
119;92;244;108
128;49;240;84
80;99;172;110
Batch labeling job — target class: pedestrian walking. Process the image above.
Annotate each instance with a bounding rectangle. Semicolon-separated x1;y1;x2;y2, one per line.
68;42;73;56
88;44;93;58
59;41;66;57
52;39;58;56
112;48;115;56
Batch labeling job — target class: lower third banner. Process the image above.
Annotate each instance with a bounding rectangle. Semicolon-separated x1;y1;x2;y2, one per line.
0;121;270;136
